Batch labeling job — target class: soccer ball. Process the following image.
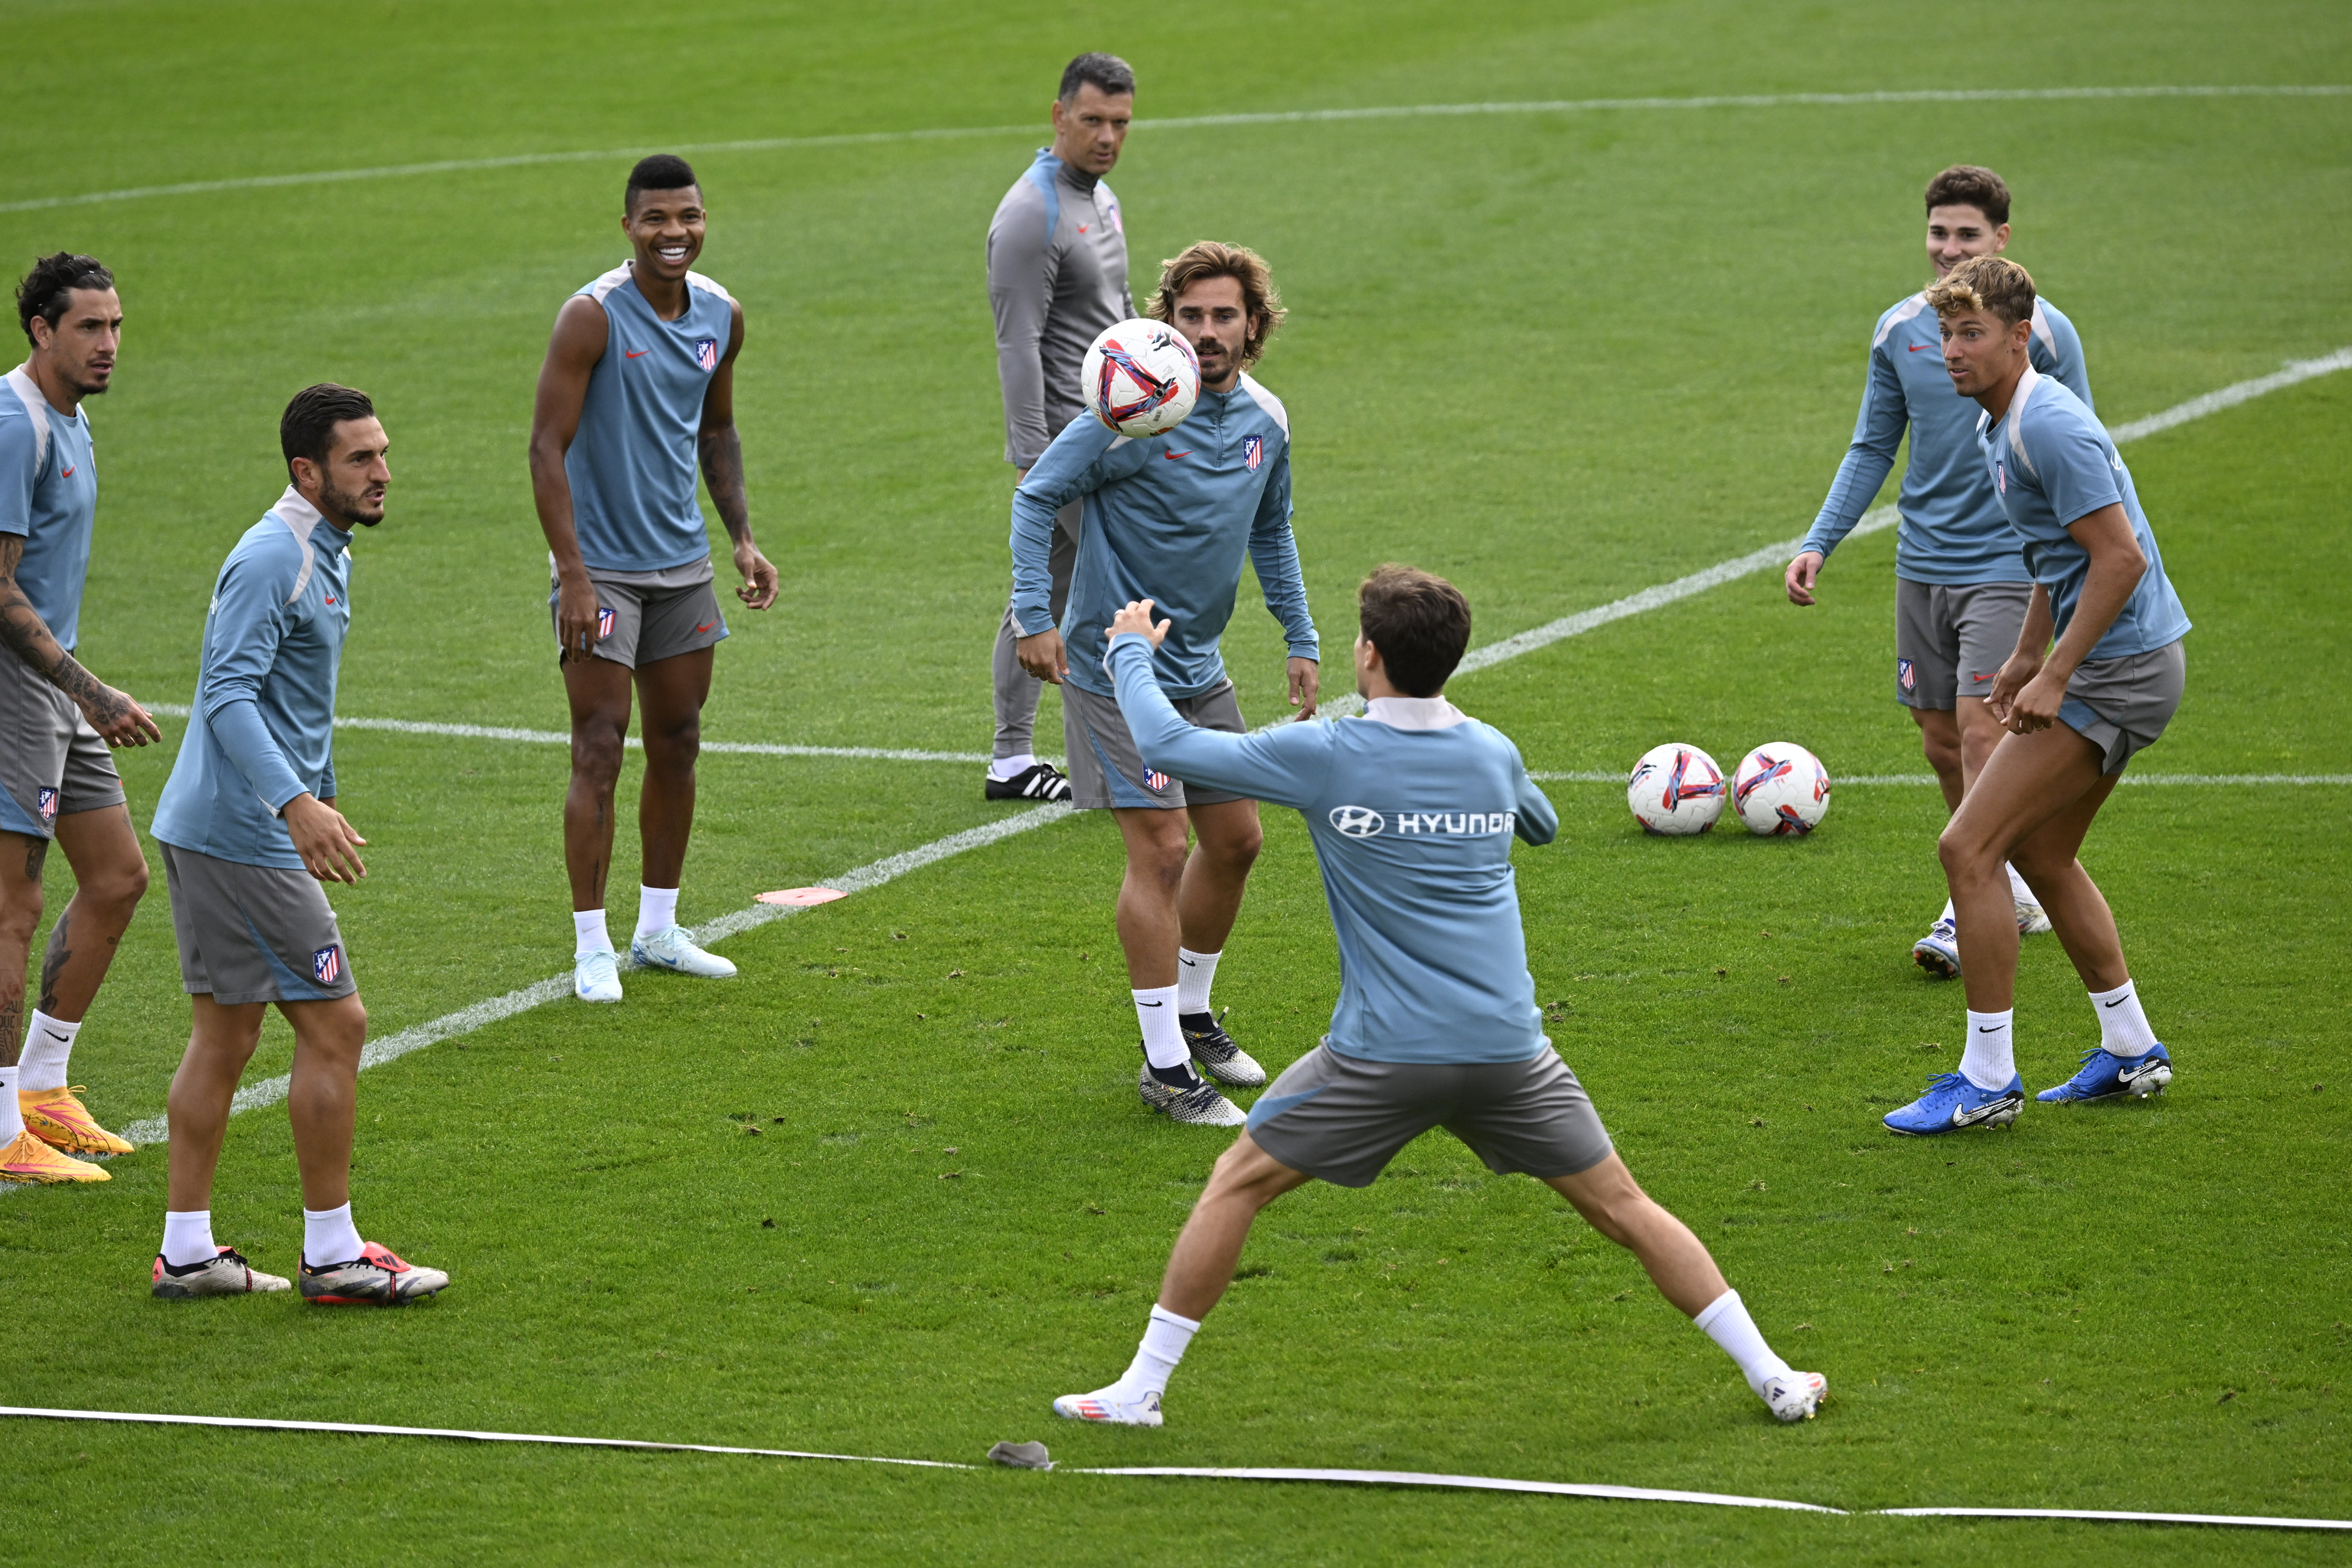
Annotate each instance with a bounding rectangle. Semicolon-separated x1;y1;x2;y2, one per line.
1732;743;1832;836
1083;318;1200;437
1627;743;1726;835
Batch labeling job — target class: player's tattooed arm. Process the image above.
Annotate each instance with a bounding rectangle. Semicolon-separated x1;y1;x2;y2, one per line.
0;536;159;746
701;301;777;610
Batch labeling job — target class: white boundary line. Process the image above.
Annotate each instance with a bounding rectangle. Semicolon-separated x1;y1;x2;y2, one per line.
2;85;2342;215
1531;771;2352;786
4;1406;2347;1530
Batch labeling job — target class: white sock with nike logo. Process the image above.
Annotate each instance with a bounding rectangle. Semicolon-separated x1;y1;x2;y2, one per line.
2089;980;2158;1057
18;1011;80;1093
1134;985;1186;1070
1176;947;1221;1015
1694;1289;1793;1396
1960;1009;2015;1090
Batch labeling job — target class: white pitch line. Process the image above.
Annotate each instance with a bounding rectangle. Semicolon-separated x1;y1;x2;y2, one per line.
1530;772;2352;786
3;85;2343;215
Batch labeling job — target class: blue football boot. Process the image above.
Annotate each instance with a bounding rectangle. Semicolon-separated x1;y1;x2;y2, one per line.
1883;1071;2024;1135
2037;1044;2173;1103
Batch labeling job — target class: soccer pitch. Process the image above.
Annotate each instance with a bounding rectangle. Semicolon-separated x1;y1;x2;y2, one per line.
4;0;2350;1559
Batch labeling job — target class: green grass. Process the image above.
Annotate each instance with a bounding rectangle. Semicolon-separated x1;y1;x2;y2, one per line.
3;1;2350;1560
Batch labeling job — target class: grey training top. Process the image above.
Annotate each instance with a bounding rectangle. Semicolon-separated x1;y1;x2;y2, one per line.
986;148;1132;468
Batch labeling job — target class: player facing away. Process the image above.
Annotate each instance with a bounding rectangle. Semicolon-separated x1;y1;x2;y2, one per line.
982;51;1137;805
1786;166;2093;978
1884;256;2189;1135
1011;243;1320;1125
530;155;779;1004
1052;572;1824;1426
0;253;160;1184
149;385;448;1302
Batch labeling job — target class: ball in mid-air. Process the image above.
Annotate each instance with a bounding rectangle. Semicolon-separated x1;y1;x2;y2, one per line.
1083;318;1200;437
1733;743;1831;836
1628;743;1726;835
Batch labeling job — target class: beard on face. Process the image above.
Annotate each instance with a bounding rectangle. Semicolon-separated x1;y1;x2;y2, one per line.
318;472;386;528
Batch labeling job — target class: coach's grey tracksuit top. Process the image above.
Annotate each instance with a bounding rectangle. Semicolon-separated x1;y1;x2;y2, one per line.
987;149;1131;468
1111;633;1559;1066
1011;375;1318;700
152;488;351;870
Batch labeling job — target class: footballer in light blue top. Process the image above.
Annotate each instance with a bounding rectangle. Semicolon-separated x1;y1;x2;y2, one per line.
563;263;737;573
1804;292;2090;584
0;363;100;650
152;487;353;869
1981;366;2190;661
1109;632;1557;1064
1012;374;1317;699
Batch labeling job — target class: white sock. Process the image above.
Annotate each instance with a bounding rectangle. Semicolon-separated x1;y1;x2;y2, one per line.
1135;985;1186;1070
1112;1303;1202;1398
2004;861;2038;906
989;753;1037;781
1959;1008;2016;1091
1694;1289;1792;1397
573;908;612;956
18;1011;79;1093
161;1210;218;1269
302;1202;364;1268
1177;947;1221;1015
2089;979;2158;1057
0;1065;21;1141
635;885;679;941
1939;897;1955;925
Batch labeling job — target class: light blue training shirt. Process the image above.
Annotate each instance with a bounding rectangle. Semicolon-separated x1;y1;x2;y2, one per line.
1012;375;1318;698
0;364;100;649
564;264;733;573
1980;366;2190;662
1803;293;2091;584
152;487;353;869
1110;632;1559;1064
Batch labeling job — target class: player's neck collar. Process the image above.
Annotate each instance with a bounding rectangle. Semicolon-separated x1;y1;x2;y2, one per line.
1364;694;1468;730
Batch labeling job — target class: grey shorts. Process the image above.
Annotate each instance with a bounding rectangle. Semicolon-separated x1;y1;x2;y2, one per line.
552;559;727;670
1062;678;1247;810
2060;638;2187;776
1895;578;2033;710
0;645;125;839
162;842;358;1006
1245;1040;1614;1190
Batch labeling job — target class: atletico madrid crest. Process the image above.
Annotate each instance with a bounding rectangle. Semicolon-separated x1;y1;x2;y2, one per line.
37;787;59;824
312;946;342;985
1143;769;1171;792
1243;434;1263;472
694;337;720;371
597;606;616;640
1898;658;1917;693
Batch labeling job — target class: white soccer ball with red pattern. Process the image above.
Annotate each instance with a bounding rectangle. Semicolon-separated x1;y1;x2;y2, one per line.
1732;743;1832;836
1082;318;1200;437
1626;743;1726;835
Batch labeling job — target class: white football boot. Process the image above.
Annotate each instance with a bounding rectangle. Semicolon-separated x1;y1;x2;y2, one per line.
1053;1385;1165;1427
631;925;737;978
1763;1370;1827;1423
575;948;623;1003
2008;864;2053;935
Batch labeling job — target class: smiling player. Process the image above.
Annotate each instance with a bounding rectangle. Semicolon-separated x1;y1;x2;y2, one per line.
1011;242;1319;1125
1786;167;2092;978
530;155;779;1004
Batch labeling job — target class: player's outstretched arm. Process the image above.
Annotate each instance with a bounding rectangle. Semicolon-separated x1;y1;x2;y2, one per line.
1106;600;1329;809
700;300;776;611
529;296;609;662
1795;335;1909;599
0;534;157;746
1511;756;1559;846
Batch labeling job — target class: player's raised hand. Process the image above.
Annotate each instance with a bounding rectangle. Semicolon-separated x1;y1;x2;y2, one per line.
285;793;368;884
1287;655;1320;720
734;538;779;610
553;570;603;663
1108;598;1171;647
1784;550;1824;607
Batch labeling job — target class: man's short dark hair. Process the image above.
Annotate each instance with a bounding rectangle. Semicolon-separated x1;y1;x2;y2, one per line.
1059;52;1135;103
626;154;701;212
1359;564;1472;698
281;384;377;479
17;253;114;347
1925;165;2011;227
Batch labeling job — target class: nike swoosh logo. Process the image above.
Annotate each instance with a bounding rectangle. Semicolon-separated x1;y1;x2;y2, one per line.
695;621;715;633
1138;1000;1164;1008
1951;1093;2020;1126
1971;672;1994;681
1078;224;1089;233
2103;997;2130;1008
60;466;75;477
1164;451;1189;459
1907;344;1934;352
1977;1026;2002;1033
1178;957;1195;967
626;349;650;358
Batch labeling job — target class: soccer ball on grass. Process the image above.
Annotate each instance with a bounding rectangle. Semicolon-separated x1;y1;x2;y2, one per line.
1082;318;1200;437
1732;743;1831;836
1627;743;1725;835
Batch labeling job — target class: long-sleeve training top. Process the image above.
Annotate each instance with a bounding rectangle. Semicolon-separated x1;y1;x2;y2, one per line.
987;149;1131;469
1110;632;1559;1065
0;363;99;650
1802;292;2092;584
152;488;352;869
1012;377;1318;699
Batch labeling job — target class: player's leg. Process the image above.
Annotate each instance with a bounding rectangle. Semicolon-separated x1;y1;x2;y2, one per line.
985;498;1077;803
562;650;634;1001
152;995;286;1293
0;831;106;1182
17;802;148;1155
1173;796;1267;1087
1112;804;1241;1121
626;645;734;978
1900;581;1968;976
1952;582;2052;936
